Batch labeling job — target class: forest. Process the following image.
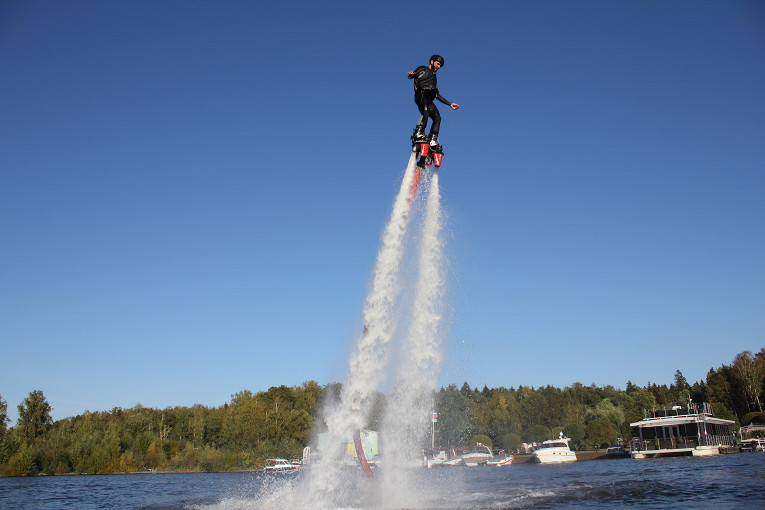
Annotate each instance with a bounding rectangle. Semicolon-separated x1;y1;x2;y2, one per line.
1;349;763;476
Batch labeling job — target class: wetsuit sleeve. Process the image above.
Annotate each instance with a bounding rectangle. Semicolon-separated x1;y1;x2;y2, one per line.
435;92;452;105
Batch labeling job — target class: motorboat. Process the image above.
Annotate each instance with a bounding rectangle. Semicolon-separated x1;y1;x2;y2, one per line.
425;448;465;467
531;433;577;464
740;438;765;452
461;443;493;467
486;453;513;466
606;445;630;458
424;449;449;468
442;456;464;466
263;458;301;473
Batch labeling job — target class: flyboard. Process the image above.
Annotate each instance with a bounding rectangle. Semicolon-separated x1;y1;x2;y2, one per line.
411;130;444;170
408;131;443;208
352;134;444;478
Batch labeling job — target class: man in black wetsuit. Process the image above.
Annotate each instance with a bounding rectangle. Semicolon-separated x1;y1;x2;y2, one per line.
408;54;460;147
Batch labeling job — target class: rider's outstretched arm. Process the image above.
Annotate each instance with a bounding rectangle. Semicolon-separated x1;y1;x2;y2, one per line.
435;92;454;106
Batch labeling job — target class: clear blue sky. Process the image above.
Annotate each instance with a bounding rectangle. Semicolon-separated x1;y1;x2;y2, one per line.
2;0;764;423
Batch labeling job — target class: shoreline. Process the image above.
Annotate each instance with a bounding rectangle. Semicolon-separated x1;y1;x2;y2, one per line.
39;453;613;476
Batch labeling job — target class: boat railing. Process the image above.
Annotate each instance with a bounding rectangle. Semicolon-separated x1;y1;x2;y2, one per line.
699;434;735;447
632;436;697;451
632;432;735;451
641;402;713;420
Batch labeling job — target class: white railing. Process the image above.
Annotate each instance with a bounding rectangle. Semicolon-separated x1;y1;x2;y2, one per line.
642;402;713;420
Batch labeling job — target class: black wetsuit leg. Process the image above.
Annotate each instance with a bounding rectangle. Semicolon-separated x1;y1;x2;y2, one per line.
414;90;441;135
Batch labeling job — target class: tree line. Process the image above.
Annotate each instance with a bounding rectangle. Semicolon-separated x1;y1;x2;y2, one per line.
1;349;763;476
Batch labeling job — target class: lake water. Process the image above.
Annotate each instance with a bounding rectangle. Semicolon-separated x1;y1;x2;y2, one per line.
1;453;763;509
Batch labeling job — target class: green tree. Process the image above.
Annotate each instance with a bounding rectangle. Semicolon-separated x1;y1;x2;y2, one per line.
648;382;671;406
624;387;655;419
537;386;566;430
191;405;206;448
673;370;689;391
689;380;707;405
470;434;492;448
731;351;764;413
563;423;586;450
672;370;691;404
742;411;765;426
587;399;625;438
586;418;615;449
435;385;472;447
0;394;9;438
483;391;515;446
295;380;322;419
562;383;595;426
145;442;163;469
516;386;543;433
528;424;552;443
502;432;522;452
0;394;15;467
706;365;747;420
7;442;40;476
17;390;52;443
205;407;225;447
224;390;268;450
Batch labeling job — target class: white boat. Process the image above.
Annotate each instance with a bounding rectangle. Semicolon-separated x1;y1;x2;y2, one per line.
263;458;301;473
461;443;493;466
629;402;736;459
531;433;577;464
740;438;765;452
424;449;449;468
425;448;465;467
486;453;514;466
442;456;464;466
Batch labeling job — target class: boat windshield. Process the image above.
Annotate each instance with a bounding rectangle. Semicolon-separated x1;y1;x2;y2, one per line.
540;442;567;448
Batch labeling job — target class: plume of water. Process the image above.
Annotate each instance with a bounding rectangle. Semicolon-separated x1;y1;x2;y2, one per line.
307;153;422;506
251;154;449;510
378;170;445;507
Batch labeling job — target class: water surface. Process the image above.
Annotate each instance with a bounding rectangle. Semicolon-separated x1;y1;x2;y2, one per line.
1;453;763;509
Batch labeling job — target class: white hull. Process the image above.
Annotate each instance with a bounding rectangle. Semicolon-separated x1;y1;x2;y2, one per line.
263;458;301;473
532;451;577;463
462;454;490;467
532;435;576;464
460;443;493;467
487;455;513;466
631;445;721;459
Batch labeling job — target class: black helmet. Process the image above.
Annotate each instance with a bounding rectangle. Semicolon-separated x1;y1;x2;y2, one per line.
430;54;445;67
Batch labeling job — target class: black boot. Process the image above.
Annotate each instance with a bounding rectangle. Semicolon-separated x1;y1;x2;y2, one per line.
412;125;426;142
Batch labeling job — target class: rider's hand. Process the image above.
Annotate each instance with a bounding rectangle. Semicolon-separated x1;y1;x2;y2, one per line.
451;103;460;110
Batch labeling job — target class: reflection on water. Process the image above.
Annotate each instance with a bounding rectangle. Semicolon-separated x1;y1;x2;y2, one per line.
0;454;763;509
